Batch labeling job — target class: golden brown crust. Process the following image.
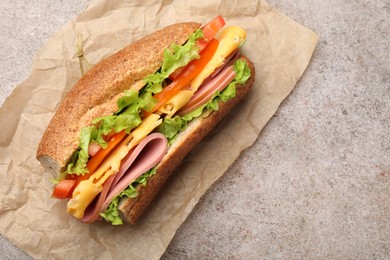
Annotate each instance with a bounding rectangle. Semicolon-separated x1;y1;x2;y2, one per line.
118;56;256;224
36;22;201;174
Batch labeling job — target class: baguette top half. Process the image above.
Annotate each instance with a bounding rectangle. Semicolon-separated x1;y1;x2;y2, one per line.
37;22;201;175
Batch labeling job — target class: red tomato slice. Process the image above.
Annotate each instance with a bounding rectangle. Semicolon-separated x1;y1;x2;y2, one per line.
197;15;226;50
169;15;225;80
145;38;219;116
65;174;79;180
86;130;127;174
52;179;76;199
204;15;226;35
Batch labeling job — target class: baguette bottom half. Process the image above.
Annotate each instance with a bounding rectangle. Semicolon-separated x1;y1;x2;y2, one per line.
118;56;255;224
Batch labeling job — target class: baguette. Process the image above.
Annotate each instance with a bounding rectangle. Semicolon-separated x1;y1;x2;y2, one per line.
36;18;256;224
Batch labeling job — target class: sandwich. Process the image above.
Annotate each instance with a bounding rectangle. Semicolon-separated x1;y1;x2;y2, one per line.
36;16;256;225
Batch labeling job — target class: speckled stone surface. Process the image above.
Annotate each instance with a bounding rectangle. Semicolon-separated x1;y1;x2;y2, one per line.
1;0;389;259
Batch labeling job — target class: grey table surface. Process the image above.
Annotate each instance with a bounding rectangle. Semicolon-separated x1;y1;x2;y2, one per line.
1;1;389;259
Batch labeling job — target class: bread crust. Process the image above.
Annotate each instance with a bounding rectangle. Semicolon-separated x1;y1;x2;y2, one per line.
36;22;201;174
118;56;255;224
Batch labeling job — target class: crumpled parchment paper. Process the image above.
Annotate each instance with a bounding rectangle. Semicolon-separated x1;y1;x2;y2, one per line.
0;0;318;259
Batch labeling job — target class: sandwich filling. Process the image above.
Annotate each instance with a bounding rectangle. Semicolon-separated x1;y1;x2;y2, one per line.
52;16;252;224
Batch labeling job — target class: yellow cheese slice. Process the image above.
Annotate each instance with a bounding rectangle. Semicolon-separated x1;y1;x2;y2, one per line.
157;90;194;118
189;26;246;92
67;113;162;219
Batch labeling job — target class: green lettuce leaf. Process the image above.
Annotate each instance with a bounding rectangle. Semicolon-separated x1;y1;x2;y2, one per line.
93;105;142;148
139;91;159;112
64;126;97;175
100;167;157;225
134;167;157;186
100;185;138;225
143;29;203;94
156;116;188;139
116;89;140;113
100;196;122;225
233;58;251;84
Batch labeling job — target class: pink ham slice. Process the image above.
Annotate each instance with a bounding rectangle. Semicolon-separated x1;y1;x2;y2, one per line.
82;133;168;223
178;65;236;116
88;142;101;157
198;49;240;88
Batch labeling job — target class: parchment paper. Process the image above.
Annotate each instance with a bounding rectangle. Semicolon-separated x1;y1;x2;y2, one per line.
0;0;318;259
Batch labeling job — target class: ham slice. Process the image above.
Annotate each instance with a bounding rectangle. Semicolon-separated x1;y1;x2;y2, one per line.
103;133;168;208
178;65;236;116
198;49;240;88
88;142;101;156
81;133;168;223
